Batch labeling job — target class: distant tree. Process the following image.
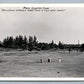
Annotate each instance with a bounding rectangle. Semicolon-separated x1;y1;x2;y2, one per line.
49;40;55;49
58;41;64;49
37;42;42;50
22;35;28;49
14;36;19;48
13;35;24;49
40;43;46;50
33;36;38;49
8;36;14;48
18;35;24;48
33;36;37;43
38;42;49;50
80;44;84;52
0;41;3;47
3;37;7;48
3;37;9;48
28;36;34;51
3;36;14;48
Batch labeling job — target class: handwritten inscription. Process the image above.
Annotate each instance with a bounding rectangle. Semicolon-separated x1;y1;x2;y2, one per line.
1;7;65;12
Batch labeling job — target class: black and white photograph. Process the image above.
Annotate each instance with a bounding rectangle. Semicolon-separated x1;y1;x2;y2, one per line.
0;4;84;77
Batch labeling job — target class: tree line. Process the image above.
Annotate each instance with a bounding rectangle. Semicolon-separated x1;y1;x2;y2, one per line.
0;35;84;52
0;35;57;51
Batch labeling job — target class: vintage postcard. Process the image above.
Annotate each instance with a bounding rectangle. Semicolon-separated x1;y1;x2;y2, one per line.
0;4;84;78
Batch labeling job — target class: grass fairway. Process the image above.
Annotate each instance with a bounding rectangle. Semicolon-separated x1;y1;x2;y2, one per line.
0;49;84;77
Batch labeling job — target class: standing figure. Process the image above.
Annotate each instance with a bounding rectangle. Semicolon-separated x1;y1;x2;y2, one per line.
48;57;51;63
40;57;43;63
58;58;62;63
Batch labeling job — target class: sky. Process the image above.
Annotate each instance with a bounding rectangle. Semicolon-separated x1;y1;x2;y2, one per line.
0;0;84;3
0;7;84;44
0;82;84;84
